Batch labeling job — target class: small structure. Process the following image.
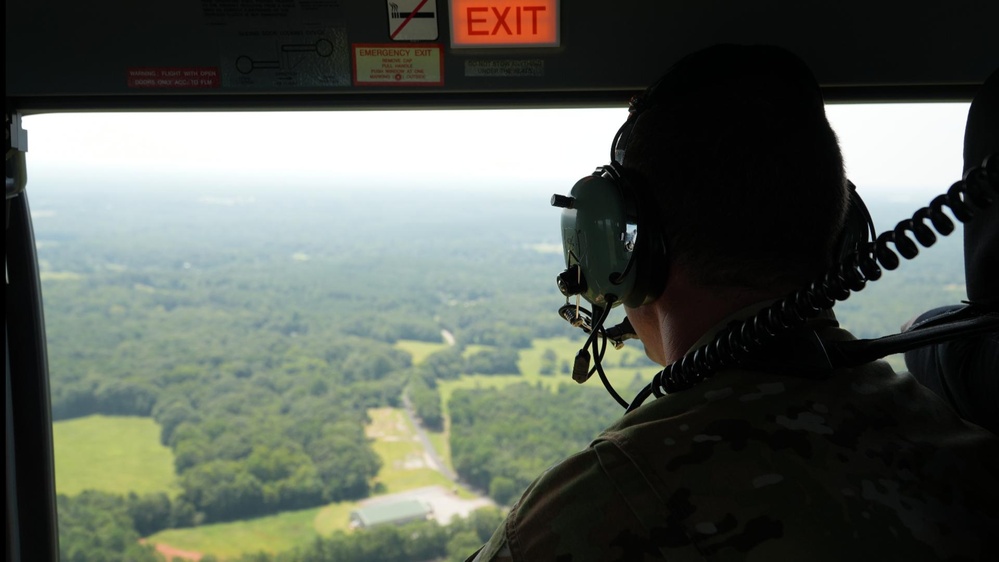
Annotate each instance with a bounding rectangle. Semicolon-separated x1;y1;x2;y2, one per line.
349;499;433;529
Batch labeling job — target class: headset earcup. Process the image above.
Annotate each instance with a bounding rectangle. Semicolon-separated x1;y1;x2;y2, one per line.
614;167;670;308
626;228;669;307
558;165;671;309
560;171;638;307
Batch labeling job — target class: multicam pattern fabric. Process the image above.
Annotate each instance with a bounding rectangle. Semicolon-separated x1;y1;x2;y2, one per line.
469;325;999;561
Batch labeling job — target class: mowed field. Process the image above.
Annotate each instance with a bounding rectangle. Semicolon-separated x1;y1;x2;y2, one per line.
393;339;449;365
52;415;180;497
149;503;332;559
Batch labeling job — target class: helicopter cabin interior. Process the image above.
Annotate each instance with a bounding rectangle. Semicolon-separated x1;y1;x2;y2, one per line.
6;1;998;561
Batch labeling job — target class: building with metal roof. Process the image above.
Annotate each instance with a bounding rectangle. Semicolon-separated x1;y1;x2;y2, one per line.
349;499;433;529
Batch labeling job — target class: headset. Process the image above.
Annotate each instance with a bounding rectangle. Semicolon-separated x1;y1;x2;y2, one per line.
553;46;875;316
551;162;669;311
551;74;997;412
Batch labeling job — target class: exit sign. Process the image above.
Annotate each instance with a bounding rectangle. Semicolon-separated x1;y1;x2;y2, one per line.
450;0;559;48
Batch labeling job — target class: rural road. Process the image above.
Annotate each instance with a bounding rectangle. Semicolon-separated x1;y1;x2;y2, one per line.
401;393;457;482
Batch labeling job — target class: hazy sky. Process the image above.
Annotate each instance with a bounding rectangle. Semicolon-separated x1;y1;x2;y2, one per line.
23;103;970;201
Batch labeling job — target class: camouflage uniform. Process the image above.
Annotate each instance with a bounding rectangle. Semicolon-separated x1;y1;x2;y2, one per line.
469;317;999;561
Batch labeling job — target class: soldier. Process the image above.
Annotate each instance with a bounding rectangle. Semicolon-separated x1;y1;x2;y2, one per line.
902;68;999;436
468;44;999;561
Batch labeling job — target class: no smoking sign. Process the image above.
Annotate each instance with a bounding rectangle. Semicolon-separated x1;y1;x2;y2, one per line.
387;0;439;41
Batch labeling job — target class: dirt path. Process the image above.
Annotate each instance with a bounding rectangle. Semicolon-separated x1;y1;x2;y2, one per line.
401;393;457;481
441;329;456;346
141;539;202;561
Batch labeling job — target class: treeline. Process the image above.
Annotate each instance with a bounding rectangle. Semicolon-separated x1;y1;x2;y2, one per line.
409;376;445;431
57;490;500;562
49;296;413;523
449;382;634;505
158;340;410;522
406;346;525;431
57;492;163;562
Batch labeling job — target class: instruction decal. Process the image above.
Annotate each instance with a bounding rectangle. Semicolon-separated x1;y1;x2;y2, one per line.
127;67;221;88
201;0;350;89
353;44;444;86
465;59;544;77
220;26;351;88
388;0;439;40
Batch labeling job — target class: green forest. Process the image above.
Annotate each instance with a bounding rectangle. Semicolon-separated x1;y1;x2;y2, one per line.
31;178;966;561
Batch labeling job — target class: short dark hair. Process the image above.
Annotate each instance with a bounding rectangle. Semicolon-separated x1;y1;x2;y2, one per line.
623;44;848;290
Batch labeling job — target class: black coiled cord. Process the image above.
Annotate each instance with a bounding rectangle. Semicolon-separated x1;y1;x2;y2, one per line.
626;153;998;413
561;299;634;409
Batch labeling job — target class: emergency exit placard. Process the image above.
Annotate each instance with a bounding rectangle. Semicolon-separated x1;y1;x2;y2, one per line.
353;44;444;86
450;0;559;48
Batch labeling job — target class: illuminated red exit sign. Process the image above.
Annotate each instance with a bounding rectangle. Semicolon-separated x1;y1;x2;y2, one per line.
450;0;559;48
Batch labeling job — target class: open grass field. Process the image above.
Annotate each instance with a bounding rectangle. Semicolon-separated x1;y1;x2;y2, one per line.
149;504;328;559
394;339;449;365
52;415;180;497
394;340;497;366
462;344;493;358
150;494;442;559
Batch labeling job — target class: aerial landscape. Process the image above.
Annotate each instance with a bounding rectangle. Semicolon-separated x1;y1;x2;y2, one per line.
33;177;966;561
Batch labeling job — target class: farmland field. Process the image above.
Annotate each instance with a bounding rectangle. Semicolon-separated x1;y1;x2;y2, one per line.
52;415;179;497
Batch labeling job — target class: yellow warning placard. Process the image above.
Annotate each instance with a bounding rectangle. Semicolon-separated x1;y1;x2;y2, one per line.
353;44;443;86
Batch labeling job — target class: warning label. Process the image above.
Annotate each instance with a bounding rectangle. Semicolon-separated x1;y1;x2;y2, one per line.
465;59;544;77
353;44;443;86
127;67;221;88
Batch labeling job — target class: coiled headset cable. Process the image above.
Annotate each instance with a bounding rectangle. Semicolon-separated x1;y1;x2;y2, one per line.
621;152;999;413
